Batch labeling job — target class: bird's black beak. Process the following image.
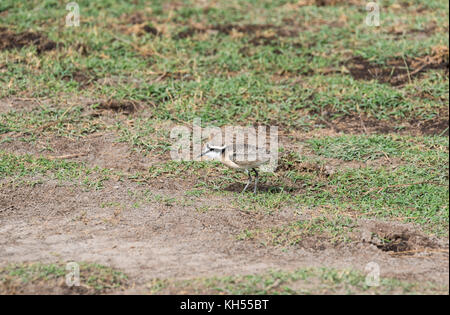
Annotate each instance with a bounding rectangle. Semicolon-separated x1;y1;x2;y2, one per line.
197;144;211;158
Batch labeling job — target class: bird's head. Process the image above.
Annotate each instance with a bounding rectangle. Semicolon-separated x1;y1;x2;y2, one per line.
198;143;226;160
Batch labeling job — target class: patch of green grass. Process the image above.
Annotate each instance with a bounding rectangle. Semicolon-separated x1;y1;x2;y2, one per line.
238;215;356;246
185;188;206;197
147;160;213;178
4;263;66;283
298;165;448;235
308;135;449;165
147;267;448;295
302;135;449;235
0;262;128;294
81;262;128;292
0;151;111;189
308;135;404;161
0;151;82;177
0;106;105;140
152;193;177;206
115;118;173;154
233;191;294;213
0;0;447;124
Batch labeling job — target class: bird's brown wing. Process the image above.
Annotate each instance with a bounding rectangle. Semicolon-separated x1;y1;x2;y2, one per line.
229;152;270;168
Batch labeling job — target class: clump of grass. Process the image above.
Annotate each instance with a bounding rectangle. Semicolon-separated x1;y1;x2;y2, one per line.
0;106;104;139
0;151;111;189
0;262;128;294
146;267;447;295
237;215;356;246
298;165;449;235
308;135;403;161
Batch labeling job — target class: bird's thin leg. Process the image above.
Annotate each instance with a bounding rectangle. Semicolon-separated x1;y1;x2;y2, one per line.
242;169;252;193
253;168;259;194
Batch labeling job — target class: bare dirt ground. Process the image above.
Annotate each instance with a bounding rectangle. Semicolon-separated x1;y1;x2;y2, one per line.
0;179;448;293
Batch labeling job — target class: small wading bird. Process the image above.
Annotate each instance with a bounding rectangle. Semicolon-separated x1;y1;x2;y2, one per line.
198;143;270;194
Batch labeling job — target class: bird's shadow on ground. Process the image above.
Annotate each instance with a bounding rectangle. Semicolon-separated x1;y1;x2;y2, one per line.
223;182;299;194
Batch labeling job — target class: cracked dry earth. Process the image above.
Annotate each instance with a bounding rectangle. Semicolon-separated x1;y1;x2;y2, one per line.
0;127;448;294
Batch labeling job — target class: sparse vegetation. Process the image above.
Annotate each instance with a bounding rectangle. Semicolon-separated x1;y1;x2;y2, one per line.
0;262;128;294
146;267;447;295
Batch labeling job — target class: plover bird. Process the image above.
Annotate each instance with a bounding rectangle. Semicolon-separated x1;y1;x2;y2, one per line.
199;143;270;194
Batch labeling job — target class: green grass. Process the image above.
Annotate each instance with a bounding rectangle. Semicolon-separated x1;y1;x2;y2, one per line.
238;215;356;246
232;191;295;213
147;267;448;295
0;105;105;140
0;262;128;294
0;151;111;189
317;166;448;233
115;118;173;154
308;135;405;161
298;135;449;235
308;134;449;163
0;0;447;124
147;160;213;178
